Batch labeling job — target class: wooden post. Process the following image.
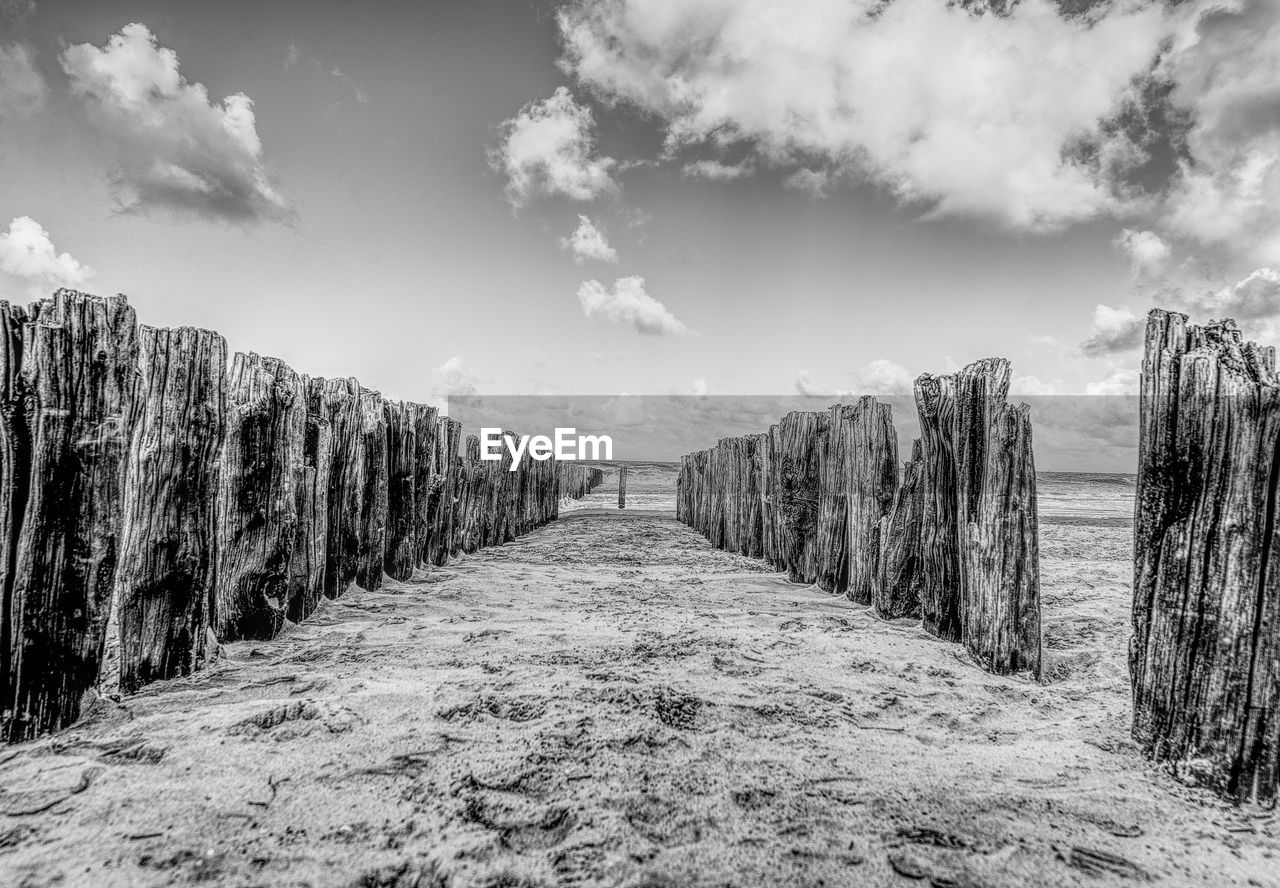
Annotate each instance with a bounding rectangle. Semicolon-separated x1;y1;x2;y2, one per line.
618;464;628;509
383;400;416;581
289;378;331;623
425;416;460;566
355;389;388;591
915;359;1040;676
411;403;438;568
875;439;925;619
845;397;898;605
915;373;962;641
2;291;139;742
775;411;829;585
116;326;226;692
1132;309;1280;804
215;353;304;641
314;377;363;598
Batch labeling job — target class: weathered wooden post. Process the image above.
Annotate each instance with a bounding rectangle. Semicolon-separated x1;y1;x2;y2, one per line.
875;439;925;619
289;378;331;623
845;398;898;605
425;417;460;566
915;359;1040;676
355;389;388;590
774;411;829;584
411;403;438;567
383;400;416;581
116;326;226;692
618;464;628;509
215;353;304;641
2;291;139;742
915;374;962;641
314;377;363;598
1132;309;1280;804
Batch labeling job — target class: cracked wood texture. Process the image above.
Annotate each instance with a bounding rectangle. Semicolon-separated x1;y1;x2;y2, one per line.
424;417;461;567
289;377;332;623
355;389;388;592
116;326;227;692
1133;309;1280;804
774;411;829;585
916;358;1040;677
411;403;438;567
875;438;926;620
383;400;416;581
215;353;304;641
1;291;139;742
315;377;363;598
829;398;898;604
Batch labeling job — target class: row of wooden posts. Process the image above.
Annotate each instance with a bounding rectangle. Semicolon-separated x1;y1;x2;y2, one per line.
676;357;1041;678
0;290;604;744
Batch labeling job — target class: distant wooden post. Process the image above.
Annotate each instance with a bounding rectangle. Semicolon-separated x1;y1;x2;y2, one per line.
774;411;829;584
2;292;139;742
1132;309;1280;804
215;353;304;641
618;465;628;509
116;326;226;692
383;400;416;581
355;389;388;590
411;403;438;567
875;439;925;619
314;377;363;598
289;378;331;623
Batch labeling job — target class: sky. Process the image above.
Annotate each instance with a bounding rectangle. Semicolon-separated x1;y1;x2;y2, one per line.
0;0;1277;464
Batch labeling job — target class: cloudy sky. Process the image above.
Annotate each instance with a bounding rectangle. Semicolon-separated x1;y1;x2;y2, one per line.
0;0;1276;417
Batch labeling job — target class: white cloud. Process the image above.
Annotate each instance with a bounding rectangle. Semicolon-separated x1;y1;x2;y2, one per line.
793;370;832;397
691;378;708;396
61;23;289;224
1086;368;1141;396
1184;267;1280;323
852;359;914;395
1160;0;1280;267
560;214;619;264
491;87;618;208
0;42;47;119
793;359;911;398
1009;373;1063;397
1081;304;1145;356
557;0;1171;231
783;168;833;200
430;355;485;412
577;276;690;336
0;216;93;297
1115;228;1172;278
683;159;755;181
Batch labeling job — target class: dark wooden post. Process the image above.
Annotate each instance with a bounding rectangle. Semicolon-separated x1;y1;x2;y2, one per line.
2;291;139;742
215;353;304;641
116;326;226;692
1132;309;1280;804
289;377;331;623
875;439;925;619
845;397;898;605
914;373;962;641
915;359;1040;676
355;388;388;591
618;464;628;509
411;403;438;567
314;377;363;598
775;411;829;584
425;416;460;566
383;400;416;581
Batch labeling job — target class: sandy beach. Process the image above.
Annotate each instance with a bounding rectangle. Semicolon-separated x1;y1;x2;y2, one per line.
0;465;1276;887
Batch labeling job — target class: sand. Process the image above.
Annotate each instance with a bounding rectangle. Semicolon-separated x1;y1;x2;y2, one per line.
0;466;1277;887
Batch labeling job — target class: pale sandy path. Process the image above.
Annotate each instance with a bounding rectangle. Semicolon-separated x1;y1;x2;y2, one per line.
1;512;1276;888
